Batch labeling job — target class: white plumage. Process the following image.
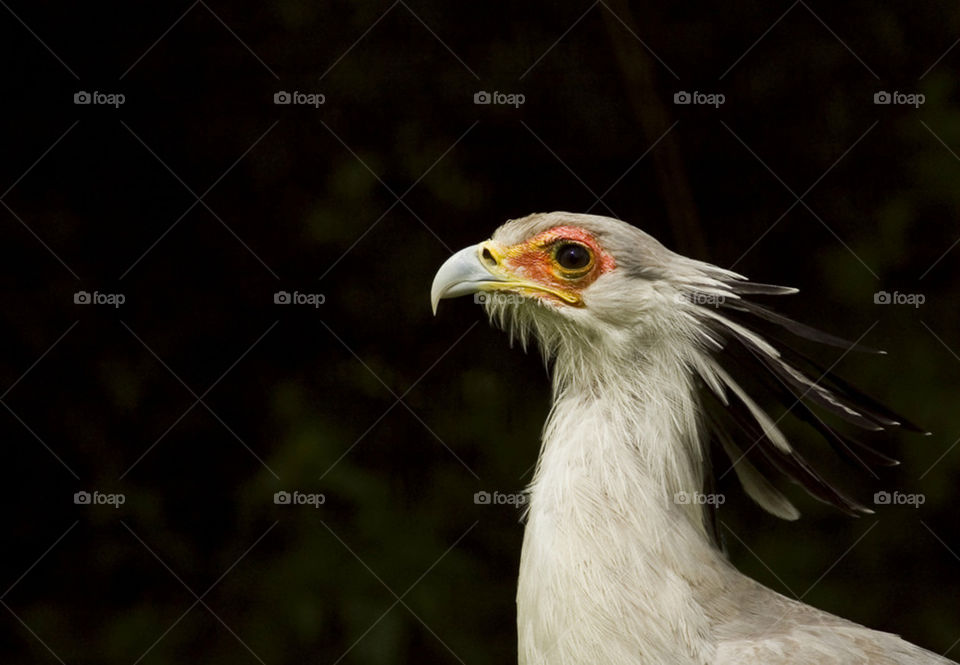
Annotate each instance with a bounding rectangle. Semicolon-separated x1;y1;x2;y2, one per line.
431;212;954;665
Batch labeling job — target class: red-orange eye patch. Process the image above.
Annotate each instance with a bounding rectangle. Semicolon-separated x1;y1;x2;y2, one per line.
499;226;616;299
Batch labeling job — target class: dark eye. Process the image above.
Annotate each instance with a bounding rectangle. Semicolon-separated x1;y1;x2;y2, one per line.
554;242;592;272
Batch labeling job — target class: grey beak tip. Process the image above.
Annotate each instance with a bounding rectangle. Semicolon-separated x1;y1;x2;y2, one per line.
431;243;495;315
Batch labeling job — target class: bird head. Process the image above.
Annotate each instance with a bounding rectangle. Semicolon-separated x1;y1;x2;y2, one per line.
432;211;922;522
431;212;758;366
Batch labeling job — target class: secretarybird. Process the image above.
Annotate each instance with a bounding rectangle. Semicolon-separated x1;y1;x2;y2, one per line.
431;212;954;665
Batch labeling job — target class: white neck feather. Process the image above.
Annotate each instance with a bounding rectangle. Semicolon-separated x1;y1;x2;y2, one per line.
540;336;709;531
518;337;732;665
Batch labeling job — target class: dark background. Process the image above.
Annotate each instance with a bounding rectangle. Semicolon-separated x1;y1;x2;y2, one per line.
2;1;959;663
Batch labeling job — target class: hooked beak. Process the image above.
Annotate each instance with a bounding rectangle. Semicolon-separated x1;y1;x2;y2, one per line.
431;241;582;314
430;243;507;314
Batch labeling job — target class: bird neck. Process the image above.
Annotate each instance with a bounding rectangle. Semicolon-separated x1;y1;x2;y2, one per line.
518;340;728;663
537;338;710;536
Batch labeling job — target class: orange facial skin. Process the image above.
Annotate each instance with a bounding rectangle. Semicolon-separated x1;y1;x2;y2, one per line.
484;226;617;307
